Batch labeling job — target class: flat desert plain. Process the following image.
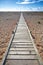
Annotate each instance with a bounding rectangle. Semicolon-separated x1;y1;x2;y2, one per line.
0;12;43;63
23;12;43;61
0;12;20;62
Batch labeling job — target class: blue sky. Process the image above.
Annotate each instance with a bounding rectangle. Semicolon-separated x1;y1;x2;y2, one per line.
0;0;43;11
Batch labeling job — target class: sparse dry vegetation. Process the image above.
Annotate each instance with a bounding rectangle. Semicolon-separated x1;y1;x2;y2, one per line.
23;12;43;61
0;12;20;62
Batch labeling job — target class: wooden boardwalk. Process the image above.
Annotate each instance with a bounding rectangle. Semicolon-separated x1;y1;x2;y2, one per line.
1;13;43;65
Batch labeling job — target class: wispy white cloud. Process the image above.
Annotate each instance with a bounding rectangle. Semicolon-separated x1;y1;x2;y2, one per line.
0;7;43;11
16;0;43;4
16;1;36;4
28;7;43;11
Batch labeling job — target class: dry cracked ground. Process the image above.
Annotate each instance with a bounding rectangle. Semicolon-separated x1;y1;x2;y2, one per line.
23;12;43;61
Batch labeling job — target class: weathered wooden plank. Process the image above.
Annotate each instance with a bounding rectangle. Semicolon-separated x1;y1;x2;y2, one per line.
5;60;39;65
10;47;34;51
11;44;33;47
16;29;27;32
8;51;36;55
12;42;32;44
15;31;28;35
13;39;31;43
14;34;29;37
11;44;33;46
7;55;37;60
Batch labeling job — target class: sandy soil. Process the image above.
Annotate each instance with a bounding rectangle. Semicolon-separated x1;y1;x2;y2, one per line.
0;12;20;62
23;12;43;61
0;12;43;63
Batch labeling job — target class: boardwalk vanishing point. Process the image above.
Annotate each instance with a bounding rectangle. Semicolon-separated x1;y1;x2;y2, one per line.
1;13;43;65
